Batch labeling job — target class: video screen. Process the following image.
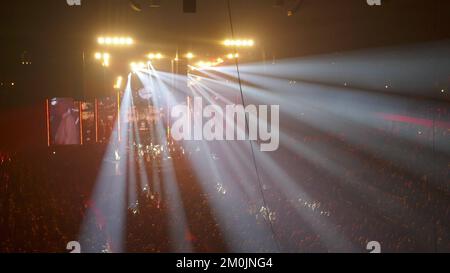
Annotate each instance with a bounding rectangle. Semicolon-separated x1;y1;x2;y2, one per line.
81;101;96;144
97;97;118;144
48;98;81;146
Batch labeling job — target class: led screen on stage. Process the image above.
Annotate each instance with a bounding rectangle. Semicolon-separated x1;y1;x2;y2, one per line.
48;98;81;146
81;102;96;144
97;97;118;144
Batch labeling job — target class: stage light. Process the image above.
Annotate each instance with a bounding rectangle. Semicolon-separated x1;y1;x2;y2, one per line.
148;52;164;60
185;52;195;59
114;76;123;90
223;39;254;47
103;53;110;67
129;0;142;11
194;58;224;70
227;53;239;59
95;52;111;67
97;36;134;46
130;61;146;72
286;0;303;16
195;61;211;68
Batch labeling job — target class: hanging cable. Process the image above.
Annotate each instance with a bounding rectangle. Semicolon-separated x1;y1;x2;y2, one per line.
227;0;282;252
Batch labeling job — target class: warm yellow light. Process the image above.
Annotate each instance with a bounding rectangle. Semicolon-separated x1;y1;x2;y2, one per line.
98;36;134;46
194;58;224;70
114;76;123;89
223;39;254;47
95;52;111;66
196;61;208;68
147;52;163;60
185;52;195;59
227;53;239;60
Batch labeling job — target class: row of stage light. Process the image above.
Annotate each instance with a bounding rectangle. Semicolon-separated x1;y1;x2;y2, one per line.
92;36;254;89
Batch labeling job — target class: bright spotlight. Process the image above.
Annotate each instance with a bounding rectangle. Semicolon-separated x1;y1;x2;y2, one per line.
94;52;111;67
227;53;239;59
185;52;195;59
223;39;254;47
102;53;111;67
114;76;123;89
97;36;134;46
195;61;210;68
147;52;164;60
194;58;224;70
130;61;146;72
